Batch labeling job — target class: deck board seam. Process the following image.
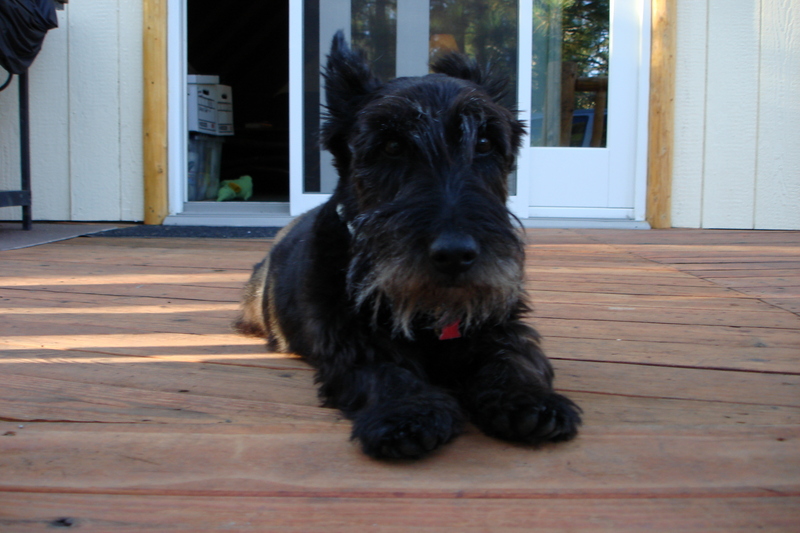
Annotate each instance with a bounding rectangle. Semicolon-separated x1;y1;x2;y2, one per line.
1;486;798;500
548;357;800;376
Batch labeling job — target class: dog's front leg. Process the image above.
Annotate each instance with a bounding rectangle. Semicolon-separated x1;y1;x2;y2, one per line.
459;323;582;446
317;361;464;459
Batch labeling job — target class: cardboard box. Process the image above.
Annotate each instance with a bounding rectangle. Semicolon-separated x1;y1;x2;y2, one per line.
215;85;234;136
188;75;233;136
188;74;220;85
188;84;217;135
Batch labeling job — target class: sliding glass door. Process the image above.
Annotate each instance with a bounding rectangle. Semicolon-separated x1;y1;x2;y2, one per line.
289;0;649;220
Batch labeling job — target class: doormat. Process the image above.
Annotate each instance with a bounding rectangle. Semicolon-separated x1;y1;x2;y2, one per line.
93;225;283;239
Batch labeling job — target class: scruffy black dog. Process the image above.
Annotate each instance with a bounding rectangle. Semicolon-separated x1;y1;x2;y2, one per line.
236;32;581;459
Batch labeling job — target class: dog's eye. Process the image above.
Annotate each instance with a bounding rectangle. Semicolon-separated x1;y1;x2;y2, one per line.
475;137;493;155
382;140;403;157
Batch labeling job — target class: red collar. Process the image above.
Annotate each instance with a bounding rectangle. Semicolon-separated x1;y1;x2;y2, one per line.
438;320;462;340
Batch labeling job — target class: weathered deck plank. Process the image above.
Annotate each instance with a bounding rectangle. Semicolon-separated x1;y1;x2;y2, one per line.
1;229;798;531
2;423;797;492
2;492;798;532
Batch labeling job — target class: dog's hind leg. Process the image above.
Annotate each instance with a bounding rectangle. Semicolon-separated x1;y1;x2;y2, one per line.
234;214;307;347
233;258;270;338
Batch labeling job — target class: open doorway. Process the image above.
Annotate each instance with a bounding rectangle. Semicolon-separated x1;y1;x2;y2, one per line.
187;1;289;203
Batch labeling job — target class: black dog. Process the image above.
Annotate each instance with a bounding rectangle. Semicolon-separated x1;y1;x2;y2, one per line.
236;32;581;459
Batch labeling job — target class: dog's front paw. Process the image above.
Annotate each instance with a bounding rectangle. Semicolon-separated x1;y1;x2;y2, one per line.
351;397;463;459
471;390;581;445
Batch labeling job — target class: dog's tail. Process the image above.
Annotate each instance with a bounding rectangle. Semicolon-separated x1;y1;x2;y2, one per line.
233;259;269;338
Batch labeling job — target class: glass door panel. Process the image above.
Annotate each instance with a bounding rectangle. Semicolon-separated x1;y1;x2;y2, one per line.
531;0;609;148
353;1;398;80
429;0;518;110
293;0;519;214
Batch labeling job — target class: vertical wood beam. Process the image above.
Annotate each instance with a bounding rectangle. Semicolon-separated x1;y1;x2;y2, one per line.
647;0;677;228
142;0;168;224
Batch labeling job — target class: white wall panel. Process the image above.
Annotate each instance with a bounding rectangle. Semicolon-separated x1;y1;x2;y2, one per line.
671;0;707;228
0;70;22;220
119;0;145;221
0;10;70;222
755;0;800;229
29;9;71;221
672;0;799;229
68;0;122;221
1;2;143;223
701;0;761;228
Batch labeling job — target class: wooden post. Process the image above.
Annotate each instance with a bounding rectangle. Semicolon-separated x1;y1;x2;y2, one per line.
590;89;607;148
143;0;168;225
647;0;677;229
560;61;577;147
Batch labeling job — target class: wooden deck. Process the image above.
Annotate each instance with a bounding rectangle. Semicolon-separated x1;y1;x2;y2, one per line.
1;228;798;531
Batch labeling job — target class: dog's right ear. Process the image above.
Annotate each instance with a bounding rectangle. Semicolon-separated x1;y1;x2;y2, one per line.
323;31;381;124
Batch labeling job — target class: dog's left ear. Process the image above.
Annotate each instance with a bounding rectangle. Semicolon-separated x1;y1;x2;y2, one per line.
321;31;382;171
431;53;509;104
323;31;381;125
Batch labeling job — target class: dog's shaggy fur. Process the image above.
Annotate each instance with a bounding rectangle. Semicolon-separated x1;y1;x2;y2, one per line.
236;32;581;459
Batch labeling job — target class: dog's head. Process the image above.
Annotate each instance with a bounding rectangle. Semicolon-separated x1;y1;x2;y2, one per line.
321;32;527;338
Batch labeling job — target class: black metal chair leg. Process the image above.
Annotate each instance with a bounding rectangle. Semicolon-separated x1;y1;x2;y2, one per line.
19;69;32;230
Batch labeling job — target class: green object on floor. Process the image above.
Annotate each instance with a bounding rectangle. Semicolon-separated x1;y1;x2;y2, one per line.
216;175;253;201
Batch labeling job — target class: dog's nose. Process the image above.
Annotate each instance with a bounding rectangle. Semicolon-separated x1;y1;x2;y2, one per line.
429;232;479;275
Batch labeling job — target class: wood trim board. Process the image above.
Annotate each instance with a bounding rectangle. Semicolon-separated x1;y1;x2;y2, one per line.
647;0;677;228
143;0;169;225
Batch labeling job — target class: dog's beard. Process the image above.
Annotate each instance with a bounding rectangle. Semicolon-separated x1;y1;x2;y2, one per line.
347;237;524;340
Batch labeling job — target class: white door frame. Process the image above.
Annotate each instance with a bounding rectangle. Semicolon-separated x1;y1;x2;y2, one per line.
165;0;296;226
167;0;188;217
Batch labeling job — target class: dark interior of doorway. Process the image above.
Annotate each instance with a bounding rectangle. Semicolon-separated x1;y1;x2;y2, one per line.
188;0;289;202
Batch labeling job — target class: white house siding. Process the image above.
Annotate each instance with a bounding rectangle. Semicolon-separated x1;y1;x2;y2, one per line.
2;1;797;228
755;0;800;229
673;0;800;229
0;1;144;222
